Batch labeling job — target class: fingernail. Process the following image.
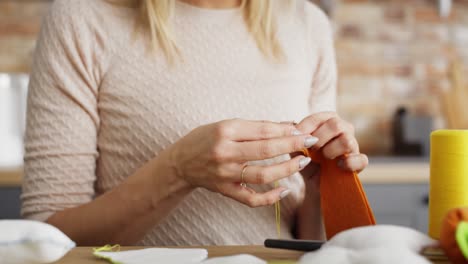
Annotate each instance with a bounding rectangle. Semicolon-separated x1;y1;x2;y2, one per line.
292;129;302;136
299;157;312;169
304;136;319;148
279;189;291;199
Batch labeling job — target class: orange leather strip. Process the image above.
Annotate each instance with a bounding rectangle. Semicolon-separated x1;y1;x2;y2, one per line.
303;148;376;239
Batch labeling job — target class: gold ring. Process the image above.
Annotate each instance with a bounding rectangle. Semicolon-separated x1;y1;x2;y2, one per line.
240;165;248;188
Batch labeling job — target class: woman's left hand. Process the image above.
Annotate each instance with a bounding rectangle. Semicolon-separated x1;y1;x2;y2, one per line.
295;112;368;176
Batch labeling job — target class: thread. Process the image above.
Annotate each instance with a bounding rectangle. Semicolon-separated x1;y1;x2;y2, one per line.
93;244;121;263
93;244;121;253
274;181;281;238
429;130;468;239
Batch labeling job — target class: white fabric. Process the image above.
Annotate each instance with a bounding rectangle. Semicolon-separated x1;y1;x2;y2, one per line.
0;220;75;264
94;248;208;264
201;254;266;264
94;248;266;264
299;225;437;264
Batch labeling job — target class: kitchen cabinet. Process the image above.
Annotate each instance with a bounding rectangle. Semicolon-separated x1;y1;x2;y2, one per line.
0;168;22;219
360;158;430;233
364;184;429;233
0;187;21;219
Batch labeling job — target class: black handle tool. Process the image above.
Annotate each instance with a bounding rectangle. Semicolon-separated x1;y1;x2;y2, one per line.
264;239;324;252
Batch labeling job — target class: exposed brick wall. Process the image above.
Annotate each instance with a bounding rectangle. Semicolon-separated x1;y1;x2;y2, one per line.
0;0;51;72
332;0;468;154
1;0;467;155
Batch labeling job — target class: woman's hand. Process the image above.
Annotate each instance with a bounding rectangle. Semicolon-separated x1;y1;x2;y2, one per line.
166;119;318;208
294;112;368;240
296;112;368;181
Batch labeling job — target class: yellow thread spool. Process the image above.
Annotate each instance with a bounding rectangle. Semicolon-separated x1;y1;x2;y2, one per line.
429;130;468;239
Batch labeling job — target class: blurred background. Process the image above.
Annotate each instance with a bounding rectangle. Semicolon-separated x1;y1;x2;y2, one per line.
1;0;467;233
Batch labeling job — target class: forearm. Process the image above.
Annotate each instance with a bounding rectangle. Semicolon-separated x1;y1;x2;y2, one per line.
296;187;326;240
46;151;193;246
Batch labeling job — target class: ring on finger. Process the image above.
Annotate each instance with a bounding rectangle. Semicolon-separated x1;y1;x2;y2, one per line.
240;164;248;188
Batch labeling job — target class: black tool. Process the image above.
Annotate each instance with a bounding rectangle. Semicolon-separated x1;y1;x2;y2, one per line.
264;239;324;252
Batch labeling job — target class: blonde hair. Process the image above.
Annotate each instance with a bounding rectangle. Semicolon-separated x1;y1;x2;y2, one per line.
138;0;293;63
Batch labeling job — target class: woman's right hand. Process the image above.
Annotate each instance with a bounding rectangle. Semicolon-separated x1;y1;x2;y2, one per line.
166;119;318;207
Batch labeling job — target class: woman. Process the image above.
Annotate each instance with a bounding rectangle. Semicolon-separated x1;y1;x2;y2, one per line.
21;0;368;246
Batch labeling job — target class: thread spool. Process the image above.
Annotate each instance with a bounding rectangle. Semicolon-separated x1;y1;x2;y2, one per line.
429;130;468;239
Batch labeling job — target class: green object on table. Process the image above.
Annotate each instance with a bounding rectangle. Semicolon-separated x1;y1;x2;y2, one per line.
456;221;468;260
93;245;121;264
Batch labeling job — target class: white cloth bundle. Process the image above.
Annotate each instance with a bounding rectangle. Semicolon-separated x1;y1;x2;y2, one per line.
299;225;437;264
0;220;75;264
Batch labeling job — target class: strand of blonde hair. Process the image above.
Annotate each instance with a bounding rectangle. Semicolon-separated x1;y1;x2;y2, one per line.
141;0;292;63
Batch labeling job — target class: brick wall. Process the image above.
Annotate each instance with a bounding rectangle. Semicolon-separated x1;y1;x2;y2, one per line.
0;0;51;72
322;0;468;154
1;0;467;155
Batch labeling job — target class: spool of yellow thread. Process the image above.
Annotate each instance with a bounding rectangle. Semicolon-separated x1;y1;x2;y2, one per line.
429;130;468;239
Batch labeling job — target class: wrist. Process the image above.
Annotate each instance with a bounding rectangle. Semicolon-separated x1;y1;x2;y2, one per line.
144;148;194;209
156;146;193;188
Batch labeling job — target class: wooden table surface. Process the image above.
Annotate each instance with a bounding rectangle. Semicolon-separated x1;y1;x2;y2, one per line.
53;245;451;264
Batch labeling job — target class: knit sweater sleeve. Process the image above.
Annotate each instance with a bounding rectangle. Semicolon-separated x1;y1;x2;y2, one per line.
21;0;109;221
305;3;337;114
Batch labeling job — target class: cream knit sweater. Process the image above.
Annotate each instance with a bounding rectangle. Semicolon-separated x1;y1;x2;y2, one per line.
21;0;336;246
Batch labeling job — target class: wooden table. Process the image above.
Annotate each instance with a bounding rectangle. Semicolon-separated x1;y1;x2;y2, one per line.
53;245;451;264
